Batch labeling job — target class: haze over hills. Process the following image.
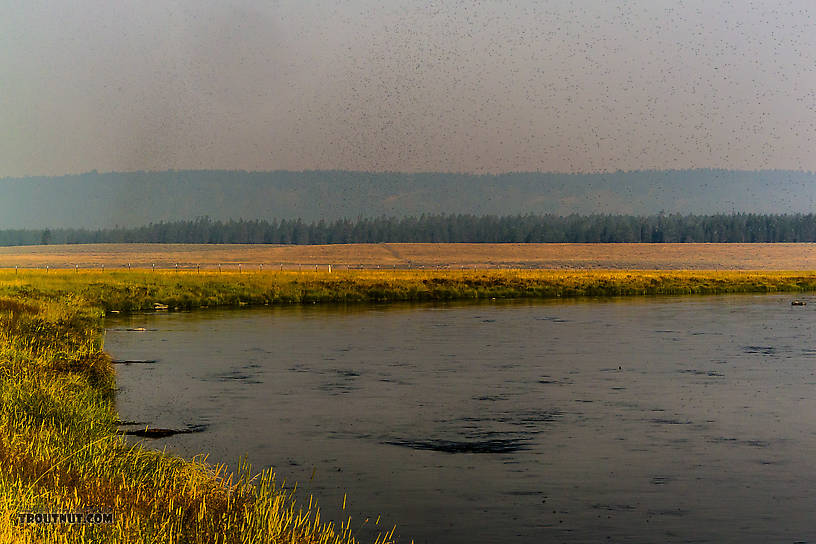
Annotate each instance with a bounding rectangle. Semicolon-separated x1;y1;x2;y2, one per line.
1;169;814;229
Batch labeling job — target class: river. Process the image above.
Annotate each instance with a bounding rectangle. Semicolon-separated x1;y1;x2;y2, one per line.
106;294;816;543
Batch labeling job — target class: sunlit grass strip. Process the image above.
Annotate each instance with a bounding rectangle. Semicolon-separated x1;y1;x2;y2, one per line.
0;269;815;311
0;294;393;543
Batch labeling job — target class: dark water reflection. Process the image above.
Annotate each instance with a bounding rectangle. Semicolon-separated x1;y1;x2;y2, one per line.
106;294;816;543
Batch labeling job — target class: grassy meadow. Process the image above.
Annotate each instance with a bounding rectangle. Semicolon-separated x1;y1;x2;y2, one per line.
4;242;816;270
4;267;816;542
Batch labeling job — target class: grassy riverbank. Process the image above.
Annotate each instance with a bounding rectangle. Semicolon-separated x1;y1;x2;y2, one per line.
3;269;816;311
0;291;393;543
3;268;816;542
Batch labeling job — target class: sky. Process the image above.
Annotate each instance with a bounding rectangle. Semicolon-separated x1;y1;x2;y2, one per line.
1;0;815;177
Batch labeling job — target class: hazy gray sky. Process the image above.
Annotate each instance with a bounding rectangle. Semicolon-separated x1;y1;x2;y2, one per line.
1;0;814;177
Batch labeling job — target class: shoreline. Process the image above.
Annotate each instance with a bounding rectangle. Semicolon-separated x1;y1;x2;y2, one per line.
4;269;816;310
2;269;816;542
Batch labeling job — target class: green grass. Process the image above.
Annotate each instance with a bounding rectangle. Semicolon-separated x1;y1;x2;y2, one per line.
2;267;816;542
3;269;816;311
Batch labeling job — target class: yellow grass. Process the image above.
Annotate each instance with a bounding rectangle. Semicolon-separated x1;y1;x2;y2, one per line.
3;242;816;270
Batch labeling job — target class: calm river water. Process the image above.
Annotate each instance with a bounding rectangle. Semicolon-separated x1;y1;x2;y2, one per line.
106;294;816;543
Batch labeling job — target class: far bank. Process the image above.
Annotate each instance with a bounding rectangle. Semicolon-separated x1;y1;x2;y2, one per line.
2;269;816;312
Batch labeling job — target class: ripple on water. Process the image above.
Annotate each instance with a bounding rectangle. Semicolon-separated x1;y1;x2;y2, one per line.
678;369;725;377
463;409;562;428
473;395;509;401
591;503;636;512
650;418;692;425
647;508;689;517
539;376;573;384
742;345;776;355
208;369;262;384
383;438;531;454
318;382;358;395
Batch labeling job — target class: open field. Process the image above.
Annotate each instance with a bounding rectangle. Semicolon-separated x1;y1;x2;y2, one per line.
3;242;816;270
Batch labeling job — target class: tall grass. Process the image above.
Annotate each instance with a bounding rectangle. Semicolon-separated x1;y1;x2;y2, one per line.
2;268;816;542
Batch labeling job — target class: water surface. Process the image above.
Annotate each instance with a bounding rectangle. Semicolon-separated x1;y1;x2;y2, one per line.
106;294;816;543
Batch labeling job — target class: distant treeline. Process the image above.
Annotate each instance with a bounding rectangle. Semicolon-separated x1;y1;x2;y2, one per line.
6;169;816;229
8;213;816;246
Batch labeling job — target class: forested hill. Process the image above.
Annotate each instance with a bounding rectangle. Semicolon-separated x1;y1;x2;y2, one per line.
9;213;816;246
1;169;815;229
